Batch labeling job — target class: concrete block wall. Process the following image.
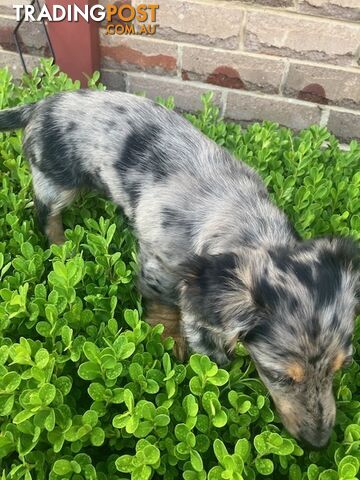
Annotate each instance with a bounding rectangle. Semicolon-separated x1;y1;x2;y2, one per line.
100;0;360;141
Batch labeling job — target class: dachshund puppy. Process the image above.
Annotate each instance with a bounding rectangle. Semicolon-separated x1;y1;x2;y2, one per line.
0;90;358;447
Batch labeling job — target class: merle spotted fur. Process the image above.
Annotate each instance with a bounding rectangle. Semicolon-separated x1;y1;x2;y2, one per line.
0;90;359;448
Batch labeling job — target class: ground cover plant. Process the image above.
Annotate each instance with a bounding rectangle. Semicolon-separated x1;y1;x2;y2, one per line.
0;59;359;480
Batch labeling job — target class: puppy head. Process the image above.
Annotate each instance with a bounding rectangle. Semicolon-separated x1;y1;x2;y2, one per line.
180;237;359;448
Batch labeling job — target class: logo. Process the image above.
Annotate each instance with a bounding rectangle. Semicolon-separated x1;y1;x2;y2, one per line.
13;3;159;36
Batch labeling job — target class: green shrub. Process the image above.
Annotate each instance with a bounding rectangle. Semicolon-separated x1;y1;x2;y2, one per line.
0;59;359;480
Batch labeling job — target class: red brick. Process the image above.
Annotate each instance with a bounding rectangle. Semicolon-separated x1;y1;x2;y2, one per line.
0;21;14;51
284;62;360;108
245;11;360;65
100;36;177;75
182;46;286;94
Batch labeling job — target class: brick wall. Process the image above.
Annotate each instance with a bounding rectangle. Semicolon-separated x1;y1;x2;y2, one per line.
100;0;360;141
0;0;50;76
0;0;359;141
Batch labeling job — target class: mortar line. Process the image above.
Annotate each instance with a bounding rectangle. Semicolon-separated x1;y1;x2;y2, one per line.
279;59;290;96
238;9;247;51
319;106;330;127
221;89;228;117
177;44;183;79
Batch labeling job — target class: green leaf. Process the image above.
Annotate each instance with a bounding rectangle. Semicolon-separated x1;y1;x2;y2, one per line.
183;394;199;417
83;410;98;427
83;342;100;362
213;439;228;462
13;409;36;424
35;348;50;368
255;458;274;475
44;409;56;431
189;376;203;396
135;421;153;438
113;412;131;429
0;395;14;416
190;449;203;472
154;414;170;427
38;383;56;405
90;427;105;446
338;455;359;477
235;439;250;462
61;325;73;347
143;444;160;465
189;354;205;378
207;368;229;386
78;361;102;380
115;454;134;473
0;371;21;393
213;410;227;428
53;459;73;475
124;388;134;412
124;309;139;329
318;469;338;480
88;382;106;401
175;424;190;442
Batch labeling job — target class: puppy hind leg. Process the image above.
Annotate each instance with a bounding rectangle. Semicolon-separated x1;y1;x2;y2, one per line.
34;191;77;245
46;212;67;245
146;302;188;362
32;171;78;244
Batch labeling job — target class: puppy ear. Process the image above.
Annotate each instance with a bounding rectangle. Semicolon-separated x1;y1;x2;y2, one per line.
328;237;360;313
312;236;359;316
179;253;238;324
179;251;266;338
327;236;360;270
181;253;237;286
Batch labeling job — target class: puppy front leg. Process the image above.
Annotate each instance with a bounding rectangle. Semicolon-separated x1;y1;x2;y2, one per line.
146;302;188;361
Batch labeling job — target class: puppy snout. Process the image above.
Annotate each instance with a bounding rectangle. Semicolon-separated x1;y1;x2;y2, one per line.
273;397;335;450
298;426;332;450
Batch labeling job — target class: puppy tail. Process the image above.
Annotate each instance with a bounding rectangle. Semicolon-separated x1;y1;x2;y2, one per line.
0;103;36;131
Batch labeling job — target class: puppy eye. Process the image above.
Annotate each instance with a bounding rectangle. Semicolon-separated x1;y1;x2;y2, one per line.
277;375;295;386
260;368;295;386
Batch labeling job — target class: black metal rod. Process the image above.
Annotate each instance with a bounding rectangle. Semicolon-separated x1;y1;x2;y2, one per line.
36;0;56;60
13;0;56;75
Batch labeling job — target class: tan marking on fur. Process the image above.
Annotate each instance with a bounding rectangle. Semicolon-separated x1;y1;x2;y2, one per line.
46;214;65;245
146;303;187;361
286;362;305;383
272;395;299;436
332;351;346;372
